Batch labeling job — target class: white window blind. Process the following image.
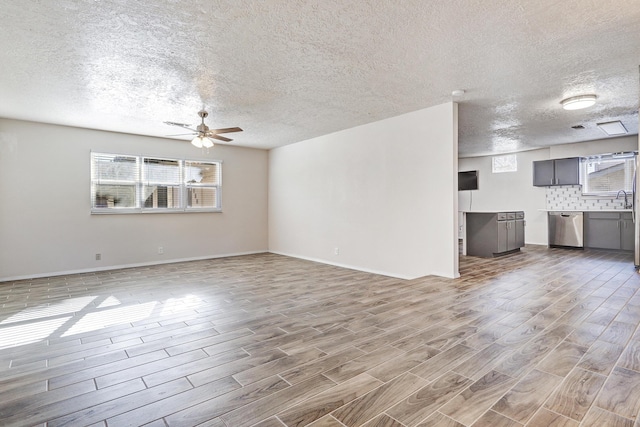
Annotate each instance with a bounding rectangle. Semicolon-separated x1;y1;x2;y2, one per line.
91;153;139;209
142;157;182;209
185;161;221;209
91;152;222;213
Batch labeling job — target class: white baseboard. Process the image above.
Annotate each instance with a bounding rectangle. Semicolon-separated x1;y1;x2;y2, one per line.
1;250;454;283
268;250;418;280
0;251;268;283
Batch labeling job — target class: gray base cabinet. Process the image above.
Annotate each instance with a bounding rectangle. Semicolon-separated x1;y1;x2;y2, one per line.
621;216;635;251
466;212;525;258
585;212;634;251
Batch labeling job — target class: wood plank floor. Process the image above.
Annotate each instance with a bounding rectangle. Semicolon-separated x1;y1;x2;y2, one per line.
1;246;639;426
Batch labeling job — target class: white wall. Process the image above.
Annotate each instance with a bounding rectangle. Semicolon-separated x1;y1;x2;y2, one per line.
458;149;549;245
269;103;459;279
0;119;268;281
459;135;638;246
549;135;637;158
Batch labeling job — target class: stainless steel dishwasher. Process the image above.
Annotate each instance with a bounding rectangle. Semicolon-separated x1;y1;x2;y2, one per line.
548;212;584;248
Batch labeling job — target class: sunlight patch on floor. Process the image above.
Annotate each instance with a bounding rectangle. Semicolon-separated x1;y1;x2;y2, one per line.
0;296;96;325
96;296;121;308
158;294;203;316
61;301;157;337
0;317;72;349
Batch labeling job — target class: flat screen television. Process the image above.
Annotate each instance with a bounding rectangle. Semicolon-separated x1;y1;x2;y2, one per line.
458;170;478;191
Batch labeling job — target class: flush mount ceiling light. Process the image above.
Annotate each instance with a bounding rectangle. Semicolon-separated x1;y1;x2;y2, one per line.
560;94;597;110
597;120;627;136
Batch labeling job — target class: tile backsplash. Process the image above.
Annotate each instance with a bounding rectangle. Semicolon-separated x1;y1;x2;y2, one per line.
546;185;628;210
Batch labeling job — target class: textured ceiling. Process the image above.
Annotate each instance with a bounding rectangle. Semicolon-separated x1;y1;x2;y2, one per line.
0;0;638;157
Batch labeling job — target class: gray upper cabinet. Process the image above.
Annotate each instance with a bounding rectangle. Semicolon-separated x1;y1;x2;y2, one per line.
554;158;580;185
533;160;555;186
533;157;580;186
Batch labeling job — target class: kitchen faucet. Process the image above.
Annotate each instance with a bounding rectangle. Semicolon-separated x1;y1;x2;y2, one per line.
616;190;632;209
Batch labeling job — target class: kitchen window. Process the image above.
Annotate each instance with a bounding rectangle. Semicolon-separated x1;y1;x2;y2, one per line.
581;153;636;196
91;152;222;213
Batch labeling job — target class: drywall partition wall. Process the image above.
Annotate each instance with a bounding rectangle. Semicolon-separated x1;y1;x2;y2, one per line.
269;103;459;279
458;149;549;245
0;119;268;281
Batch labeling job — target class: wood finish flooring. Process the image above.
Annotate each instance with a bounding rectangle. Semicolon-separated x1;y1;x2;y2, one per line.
1;247;640;426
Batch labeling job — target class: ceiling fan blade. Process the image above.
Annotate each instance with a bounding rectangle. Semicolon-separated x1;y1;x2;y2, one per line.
166;133;197;136
163;121;197;131
209;127;243;134
208;134;233;142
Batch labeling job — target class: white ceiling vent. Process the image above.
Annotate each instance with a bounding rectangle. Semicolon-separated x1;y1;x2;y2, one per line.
597;121;628;136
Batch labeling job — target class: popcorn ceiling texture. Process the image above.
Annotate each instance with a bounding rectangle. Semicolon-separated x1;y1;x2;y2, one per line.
0;1;638;155
546;185;629;211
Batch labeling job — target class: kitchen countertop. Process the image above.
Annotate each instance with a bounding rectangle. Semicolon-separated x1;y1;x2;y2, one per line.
460;211;524;213
538;209;632;212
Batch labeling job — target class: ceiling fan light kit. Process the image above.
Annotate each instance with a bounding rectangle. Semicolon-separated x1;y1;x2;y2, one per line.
165;110;243;149
560;94;597;110
191;136;204;148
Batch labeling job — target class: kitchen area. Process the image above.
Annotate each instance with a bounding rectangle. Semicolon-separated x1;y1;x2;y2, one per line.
536;153;635;251
458;135;639;266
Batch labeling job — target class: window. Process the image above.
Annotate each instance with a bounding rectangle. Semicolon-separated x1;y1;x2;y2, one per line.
91;152;222;213
581;153;636;195
142;158;181;209
492;154;517;173
184;161;221;209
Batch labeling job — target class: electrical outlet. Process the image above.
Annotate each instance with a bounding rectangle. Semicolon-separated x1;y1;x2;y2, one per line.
158;246;164;254
95;253;101;261
334;247;340;255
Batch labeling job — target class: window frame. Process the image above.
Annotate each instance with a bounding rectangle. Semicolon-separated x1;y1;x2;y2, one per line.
492;154;518;173
580;152;637;196
184;160;223;212
141;156;184;212
90;152;222;214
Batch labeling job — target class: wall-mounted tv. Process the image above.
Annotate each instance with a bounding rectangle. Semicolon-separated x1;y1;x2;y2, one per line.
458;170;478;191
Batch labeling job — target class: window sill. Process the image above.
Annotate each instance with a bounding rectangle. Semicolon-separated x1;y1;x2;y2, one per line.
91;209;222;215
581;193;629;198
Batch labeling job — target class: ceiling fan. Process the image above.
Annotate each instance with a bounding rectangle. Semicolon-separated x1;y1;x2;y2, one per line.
164;110;242;148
